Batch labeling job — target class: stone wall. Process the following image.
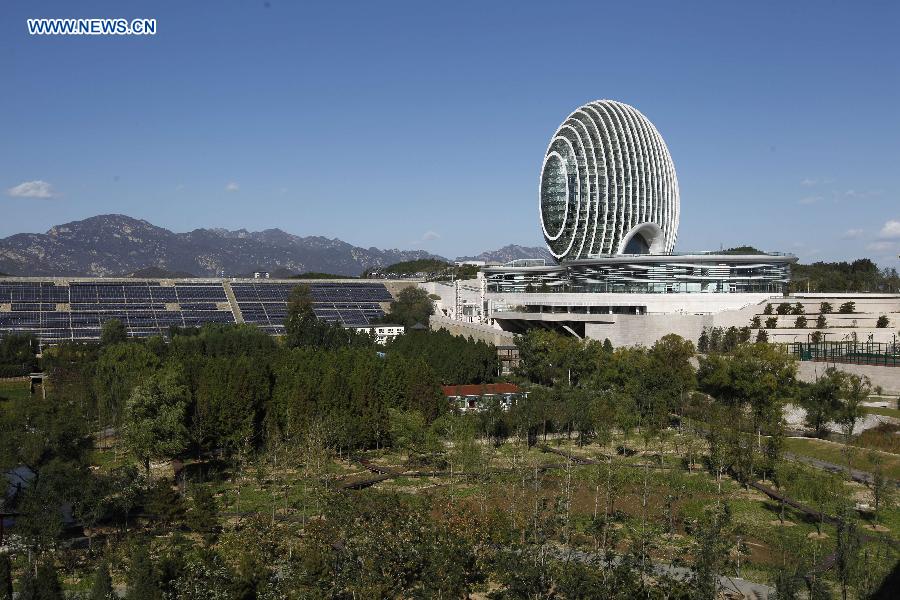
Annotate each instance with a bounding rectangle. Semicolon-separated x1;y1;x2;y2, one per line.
429;314;515;346
796;361;900;396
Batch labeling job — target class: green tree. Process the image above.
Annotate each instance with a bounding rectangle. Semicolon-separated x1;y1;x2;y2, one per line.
819;301;833;314
763;303;774;315
794;315;808;328
876;315;889;328
389;408;436;461
100;318;128;345
123;366;190;474
188;486;219;545
126;543;162;600
838;301;856;314
815;315;827;328
765;316;778;329
0;554;11;600
791;302;805;315
387;286;435;327
800;368;845;437
834;507;862;600
869;451;894;527
776;302;792;315
837;373;870;440
690;502;741;599
18;562;63;600
750;315;761;328
284;283;315;344
756;329;769;343
90;561;115;600
93;342;161;428
697;328;710;353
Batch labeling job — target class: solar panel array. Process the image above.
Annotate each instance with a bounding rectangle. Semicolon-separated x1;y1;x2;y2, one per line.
230;282;391;334
0;281;235;345
0;280;393;346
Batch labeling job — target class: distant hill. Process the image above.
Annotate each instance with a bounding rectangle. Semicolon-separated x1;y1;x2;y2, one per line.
368;258;452;277
0;214;442;277
128;266;196;279
290;272;357;279
457;244;554;264
721;245;764;255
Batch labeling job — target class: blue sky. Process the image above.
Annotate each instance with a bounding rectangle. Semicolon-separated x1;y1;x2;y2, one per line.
1;1;898;266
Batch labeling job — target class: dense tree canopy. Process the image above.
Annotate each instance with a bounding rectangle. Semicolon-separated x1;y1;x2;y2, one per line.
384;286;435;327
0;333;38;377
791;259;899;293
387;328;498;384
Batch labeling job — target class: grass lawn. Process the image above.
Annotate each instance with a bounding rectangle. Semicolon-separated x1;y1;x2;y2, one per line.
863;406;900;419
784;437;900;480
0;378;30;404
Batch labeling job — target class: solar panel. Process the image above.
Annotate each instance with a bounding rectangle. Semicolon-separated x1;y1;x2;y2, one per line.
0;279;392;346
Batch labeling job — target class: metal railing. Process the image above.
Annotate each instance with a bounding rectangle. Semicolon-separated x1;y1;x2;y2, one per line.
788;340;900;367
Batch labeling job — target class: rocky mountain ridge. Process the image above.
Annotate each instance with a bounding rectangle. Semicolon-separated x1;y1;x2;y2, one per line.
0;215;556;277
0;215;440;277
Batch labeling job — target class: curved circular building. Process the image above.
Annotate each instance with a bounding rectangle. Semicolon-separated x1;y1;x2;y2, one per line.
540;100;679;260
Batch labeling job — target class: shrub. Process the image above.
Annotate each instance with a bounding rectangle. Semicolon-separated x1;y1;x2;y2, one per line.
794;316;808;328
876;315;889;328
838;301;856;314
765;317;778;329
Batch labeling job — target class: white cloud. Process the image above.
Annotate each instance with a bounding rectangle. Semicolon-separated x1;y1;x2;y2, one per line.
800;177;834;187
878;219;900;239
225;182;240;192
409;230;441;246
834;189;882;202
798;195;821;205
866;241;896;252
841;228;864;240
7;180;57;198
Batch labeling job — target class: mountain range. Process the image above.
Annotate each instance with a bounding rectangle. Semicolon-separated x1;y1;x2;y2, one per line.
457;245;554;264
0;215;551;277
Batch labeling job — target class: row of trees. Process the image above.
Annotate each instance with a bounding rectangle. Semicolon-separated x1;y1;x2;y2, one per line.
763;300;856;315
697;326;753;353
751;314;830;329
790;258;900;293
52;324;460;469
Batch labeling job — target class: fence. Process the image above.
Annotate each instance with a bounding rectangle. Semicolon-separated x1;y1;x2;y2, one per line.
788;340;900;367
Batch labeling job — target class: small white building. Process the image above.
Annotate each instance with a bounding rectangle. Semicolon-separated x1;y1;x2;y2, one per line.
348;324;405;345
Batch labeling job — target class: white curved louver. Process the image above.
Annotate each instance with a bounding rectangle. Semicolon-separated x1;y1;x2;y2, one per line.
539;100;680;260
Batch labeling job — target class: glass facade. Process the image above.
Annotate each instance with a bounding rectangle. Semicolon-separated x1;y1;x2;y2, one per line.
484;255;794;295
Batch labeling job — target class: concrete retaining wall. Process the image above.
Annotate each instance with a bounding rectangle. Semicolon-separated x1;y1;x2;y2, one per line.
429;314;515;346
796;361;900;396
